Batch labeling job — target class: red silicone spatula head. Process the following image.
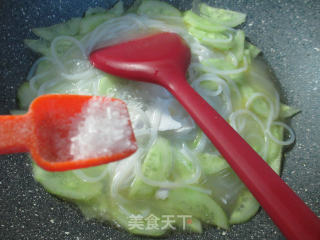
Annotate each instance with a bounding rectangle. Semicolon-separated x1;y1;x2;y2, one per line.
90;32;191;88
0;94;137;171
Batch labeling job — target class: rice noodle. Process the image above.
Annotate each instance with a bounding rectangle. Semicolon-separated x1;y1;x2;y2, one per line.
229;109;265;132
30;72;51;92
245;92;275;127
27;56;55;80
192;76;224;97
266;121;295;145
196;56;248;75
73;166;109;183
37;77;62;95
51;36;87;74
223;75;241;101
193;132;208;153
60;67;96;81
109;107;160;205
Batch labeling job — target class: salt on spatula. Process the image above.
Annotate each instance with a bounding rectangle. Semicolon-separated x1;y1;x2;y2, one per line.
0;94;137;171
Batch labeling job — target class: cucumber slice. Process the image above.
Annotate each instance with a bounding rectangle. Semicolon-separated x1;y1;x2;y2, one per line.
129;178;155;199
229;189;260;224
267;125;283;164
33;164;103;200
165;188;229;229
141;138;173;180
229;144;283;225
269;154;282;175
200;80;220;92
183;11;227;33
130;137;173;198
17;82;37;110
198;153;229;175
32;18;81;41
245;41;261;59
172;149;196;181
137;0;181;17
202;58;245;83
231;30;245;61
280;104;300;118
247;95;271;119
266;125;284;175
199;3;246;27
108;1;124;16
24;39;50;55
202;58;236;71
188;27;234;50
76;194;110;219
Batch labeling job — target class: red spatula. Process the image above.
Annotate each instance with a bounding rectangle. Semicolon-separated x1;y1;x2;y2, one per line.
0;94;137;171
90;32;320;240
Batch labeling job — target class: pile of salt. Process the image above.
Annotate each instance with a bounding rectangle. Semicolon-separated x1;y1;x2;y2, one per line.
69;97;134;160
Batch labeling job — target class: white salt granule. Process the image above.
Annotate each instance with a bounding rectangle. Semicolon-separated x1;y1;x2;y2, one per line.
155;189;169;200
69;96;134;160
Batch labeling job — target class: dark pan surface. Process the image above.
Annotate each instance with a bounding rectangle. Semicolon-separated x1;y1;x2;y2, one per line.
0;1;319;239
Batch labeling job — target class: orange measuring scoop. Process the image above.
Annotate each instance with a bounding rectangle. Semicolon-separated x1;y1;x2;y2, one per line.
0;94;137;171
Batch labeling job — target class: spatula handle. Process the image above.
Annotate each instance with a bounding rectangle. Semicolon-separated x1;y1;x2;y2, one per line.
0;114;31;154
165;73;320;240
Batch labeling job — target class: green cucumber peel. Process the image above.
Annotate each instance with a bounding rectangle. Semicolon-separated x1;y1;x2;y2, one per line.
199;3;246;27
24;39;50;55
130;137;173;198
183;11;227;33
33;164;104;201
245;41;261;59
165;188;229;229
198;153;230;175
188;27;234;50
229;189;260;224
137;0;181;17
280;104;300;118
